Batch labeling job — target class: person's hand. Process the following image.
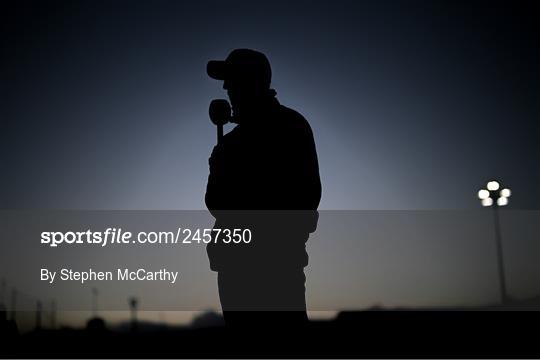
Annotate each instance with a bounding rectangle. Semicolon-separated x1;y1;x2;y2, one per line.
208;142;230;177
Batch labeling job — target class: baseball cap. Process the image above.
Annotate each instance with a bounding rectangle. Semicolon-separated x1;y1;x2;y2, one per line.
207;49;272;87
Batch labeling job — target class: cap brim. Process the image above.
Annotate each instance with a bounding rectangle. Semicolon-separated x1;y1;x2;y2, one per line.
207;60;228;80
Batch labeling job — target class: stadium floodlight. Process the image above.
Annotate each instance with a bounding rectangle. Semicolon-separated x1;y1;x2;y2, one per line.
478;189;490;200
477;180;511;305
487;180;500;191
500;188;511;198
479;181;510;208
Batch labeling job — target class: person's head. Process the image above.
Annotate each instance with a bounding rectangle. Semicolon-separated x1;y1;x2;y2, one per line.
207;49;274;121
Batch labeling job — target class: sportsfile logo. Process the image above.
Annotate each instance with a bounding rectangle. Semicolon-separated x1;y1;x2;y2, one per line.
40;228;252;247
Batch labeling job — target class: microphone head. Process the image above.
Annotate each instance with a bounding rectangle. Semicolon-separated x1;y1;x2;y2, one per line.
209;99;231;126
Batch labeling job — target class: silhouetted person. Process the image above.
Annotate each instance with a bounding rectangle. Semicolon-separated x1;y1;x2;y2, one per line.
205;49;322;328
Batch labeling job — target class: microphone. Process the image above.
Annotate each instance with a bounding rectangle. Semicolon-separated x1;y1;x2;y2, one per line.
209;99;231;144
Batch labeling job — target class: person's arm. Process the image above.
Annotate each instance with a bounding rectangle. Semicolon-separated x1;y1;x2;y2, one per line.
288;119;322;210
205;144;227;217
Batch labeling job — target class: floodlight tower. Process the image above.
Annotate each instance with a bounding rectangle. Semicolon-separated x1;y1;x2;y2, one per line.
129;297;139;332
477;180;512;304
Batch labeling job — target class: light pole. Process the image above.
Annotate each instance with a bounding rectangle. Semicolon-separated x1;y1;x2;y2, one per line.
129;297;139;333
477;180;511;305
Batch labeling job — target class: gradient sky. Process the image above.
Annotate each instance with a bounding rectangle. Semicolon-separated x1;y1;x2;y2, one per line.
2;0;539;329
3;0;538;210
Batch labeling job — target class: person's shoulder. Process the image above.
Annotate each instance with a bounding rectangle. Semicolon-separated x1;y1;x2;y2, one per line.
278;104;306;121
277;104;313;134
